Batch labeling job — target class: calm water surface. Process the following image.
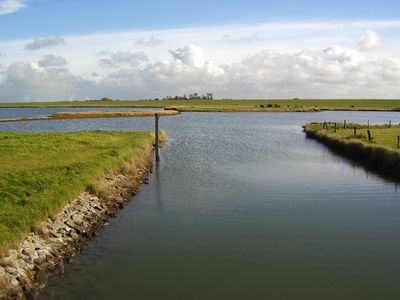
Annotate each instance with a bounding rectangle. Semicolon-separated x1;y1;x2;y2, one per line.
1;110;399;300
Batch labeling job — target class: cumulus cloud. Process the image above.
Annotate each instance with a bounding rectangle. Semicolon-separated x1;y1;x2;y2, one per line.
135;36;164;47
1;43;400;101
98;51;148;68
169;45;206;68
38;55;68;68
0;0;24;15
359;30;382;51
25;37;66;50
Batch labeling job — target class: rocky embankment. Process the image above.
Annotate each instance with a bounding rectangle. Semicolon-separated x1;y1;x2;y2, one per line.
0;159;153;299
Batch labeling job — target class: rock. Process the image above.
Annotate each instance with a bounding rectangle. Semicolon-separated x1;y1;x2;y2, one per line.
4;267;18;277
35;270;47;289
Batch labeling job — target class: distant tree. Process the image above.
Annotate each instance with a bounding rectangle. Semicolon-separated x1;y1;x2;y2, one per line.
101;97;112;101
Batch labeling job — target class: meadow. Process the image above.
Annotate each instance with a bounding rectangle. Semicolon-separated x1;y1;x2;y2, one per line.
1;99;400;112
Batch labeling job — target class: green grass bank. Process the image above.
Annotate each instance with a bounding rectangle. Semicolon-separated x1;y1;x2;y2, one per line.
1;99;400;112
303;122;400;179
0;131;154;252
0;110;180;123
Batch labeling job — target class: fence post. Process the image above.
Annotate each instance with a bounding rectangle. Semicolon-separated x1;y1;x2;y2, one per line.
334;122;337;132
155;113;160;161
389;120;392;128
344;120;346;129
367;130;372;142
354;127;357;137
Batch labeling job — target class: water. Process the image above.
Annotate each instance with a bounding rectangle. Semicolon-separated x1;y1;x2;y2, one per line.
1;110;400;299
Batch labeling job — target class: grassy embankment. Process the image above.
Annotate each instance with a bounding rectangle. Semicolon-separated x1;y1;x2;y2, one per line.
0;131;157;253
0;110;179;123
1;99;400;112
303;122;400;179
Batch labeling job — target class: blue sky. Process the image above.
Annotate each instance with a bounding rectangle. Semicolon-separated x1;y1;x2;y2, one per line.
0;0;400;101
1;0;400;39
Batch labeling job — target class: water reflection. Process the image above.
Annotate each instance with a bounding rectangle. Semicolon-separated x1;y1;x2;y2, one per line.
154;160;163;209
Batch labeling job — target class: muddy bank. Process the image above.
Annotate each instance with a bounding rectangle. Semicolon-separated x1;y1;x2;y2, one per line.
0;148;155;299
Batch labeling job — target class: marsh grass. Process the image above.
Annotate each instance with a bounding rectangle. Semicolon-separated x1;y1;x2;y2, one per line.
304;122;400;178
51;110;179;119
0;131;154;253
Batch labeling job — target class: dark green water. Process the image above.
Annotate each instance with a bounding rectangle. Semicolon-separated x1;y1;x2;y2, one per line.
1;110;400;299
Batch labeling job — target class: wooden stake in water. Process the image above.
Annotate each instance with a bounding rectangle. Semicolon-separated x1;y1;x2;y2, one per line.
155;113;160;161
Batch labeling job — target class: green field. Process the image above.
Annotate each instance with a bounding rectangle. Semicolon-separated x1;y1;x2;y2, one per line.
0;131;153;251
1;99;400;112
305;122;400;149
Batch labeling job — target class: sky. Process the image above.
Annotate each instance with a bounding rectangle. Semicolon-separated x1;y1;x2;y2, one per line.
0;0;400;101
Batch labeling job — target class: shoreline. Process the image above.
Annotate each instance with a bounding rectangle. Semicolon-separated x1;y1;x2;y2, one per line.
0;141;156;299
303;124;400;180
0;110;179;123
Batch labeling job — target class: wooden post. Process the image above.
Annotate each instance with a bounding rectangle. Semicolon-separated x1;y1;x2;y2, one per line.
344;120;346;129
354;127;357;137
397;136;400;148
389;120;392;128
334;122;337;132
155;113;160;161
367;129;372;142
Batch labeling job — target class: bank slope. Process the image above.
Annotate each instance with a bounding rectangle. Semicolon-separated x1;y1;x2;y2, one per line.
303;122;400;179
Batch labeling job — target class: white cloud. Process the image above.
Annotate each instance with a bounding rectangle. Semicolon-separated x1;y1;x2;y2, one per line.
359;30;382;51
38;55;68;68
169;45;206;68
1;44;400;101
135;36;164;47
98;51;148;68
25;37;66;50
0;0;24;15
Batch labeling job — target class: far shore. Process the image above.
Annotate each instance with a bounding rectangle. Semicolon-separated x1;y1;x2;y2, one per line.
1;99;400;112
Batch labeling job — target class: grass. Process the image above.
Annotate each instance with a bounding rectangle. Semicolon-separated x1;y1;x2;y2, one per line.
0;131;155;252
303;122;400;179
0;110;179;123
1;99;400;112
50;110;179;119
